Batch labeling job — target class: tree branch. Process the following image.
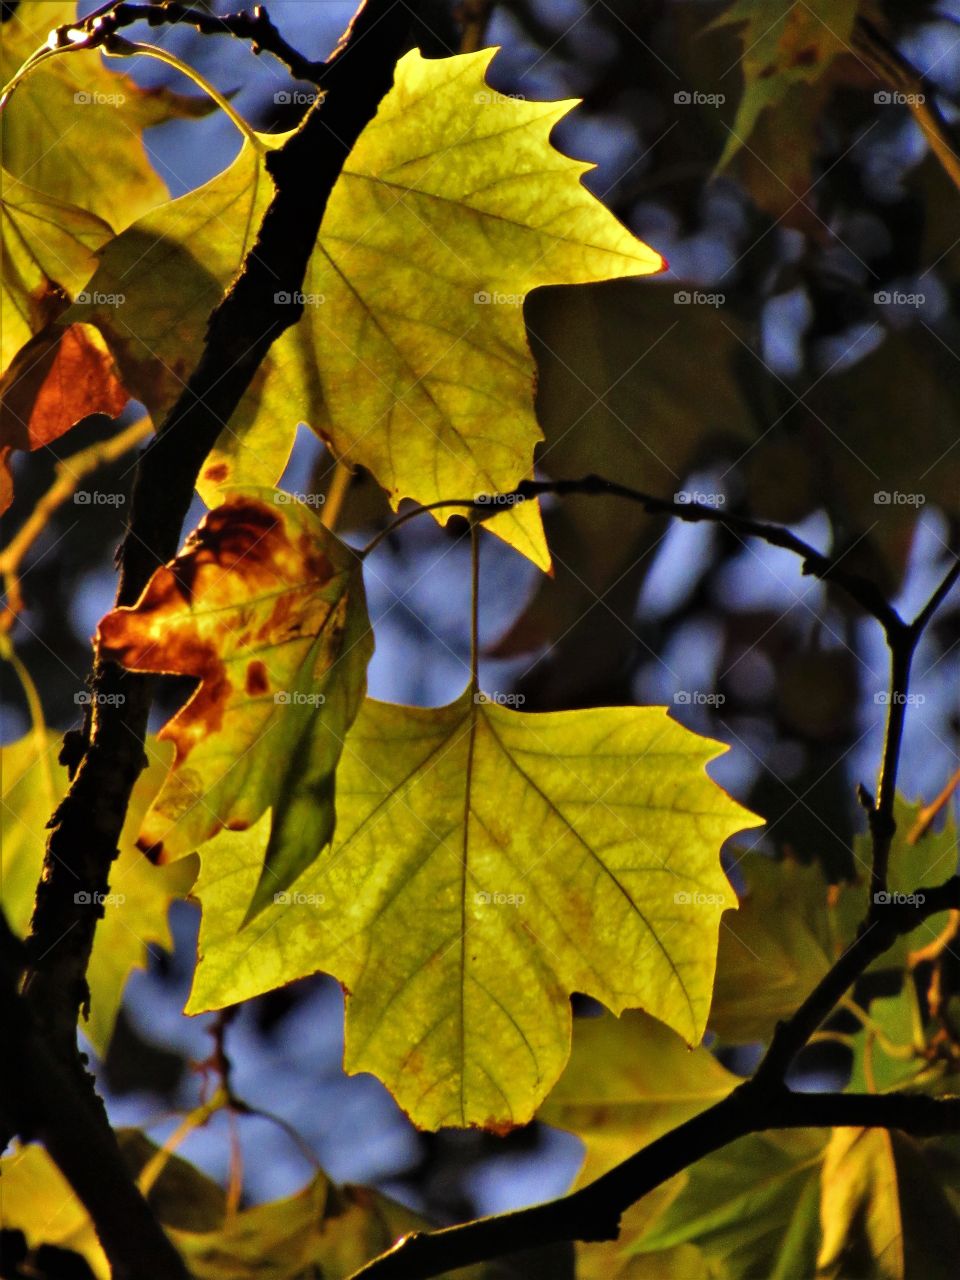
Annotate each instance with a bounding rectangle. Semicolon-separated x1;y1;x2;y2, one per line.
0;914;189;1280
362;473;903;631
24;0;417;1062
9;4;418;1276
62;0;325;84
347;877;960;1279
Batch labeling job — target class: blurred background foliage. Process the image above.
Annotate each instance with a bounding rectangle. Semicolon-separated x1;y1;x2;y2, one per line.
2;0;960;1254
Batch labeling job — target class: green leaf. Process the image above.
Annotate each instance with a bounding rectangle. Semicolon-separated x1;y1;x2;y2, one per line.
0;731;195;1054
633;1129;826;1280
188;692;758;1130
62;132;281;450
847;991;924;1096
540;1009;737;1183
709;852;834;1043
97;489;373;919
79;49;664;571
830;796;957;974
716;0;859;167
0;1;211;228
0;169;112;372
818;1127;960;1280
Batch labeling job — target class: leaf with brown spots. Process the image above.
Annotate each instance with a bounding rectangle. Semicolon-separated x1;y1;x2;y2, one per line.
97;489;373;920
716;0;859;168
186;693;759;1129
0;322;128;513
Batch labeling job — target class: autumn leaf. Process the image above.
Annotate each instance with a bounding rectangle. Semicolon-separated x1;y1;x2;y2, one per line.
0;169;114;373
0;1;211;229
78;48;664;570
716;0;859;167
0;731;195;1054
97;490;373;919
818;1128;960;1280
187;692;758;1130
0;1133;499;1280
708;851;834;1043
540;1009;737;1183
0;322;128;513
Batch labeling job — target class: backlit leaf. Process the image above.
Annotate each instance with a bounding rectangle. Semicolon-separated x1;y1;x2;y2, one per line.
0;1;211;228
540;1009;737;1182
0;731;195;1054
0;169;113;372
97;489;373;919
79;49;664;570
818;1127;960;1280
0;322;128;513
0;1133;495;1280
633;1129;826;1280
709;852;834;1043
830;796;957;974
187;692;758;1129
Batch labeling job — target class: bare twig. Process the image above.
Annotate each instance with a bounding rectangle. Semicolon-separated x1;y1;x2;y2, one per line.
346;878;960;1280
58;0;325;84
908;765;960;845
0;416;152;631
362;474;902;630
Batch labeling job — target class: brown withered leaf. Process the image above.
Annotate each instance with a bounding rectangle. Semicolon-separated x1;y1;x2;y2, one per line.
0;322;128;512
97;489;373;920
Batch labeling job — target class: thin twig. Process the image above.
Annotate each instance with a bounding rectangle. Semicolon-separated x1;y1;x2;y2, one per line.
346;877;960;1280
58;0;325;84
0;415;153;631
908;765;960;844
362;474;902;631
